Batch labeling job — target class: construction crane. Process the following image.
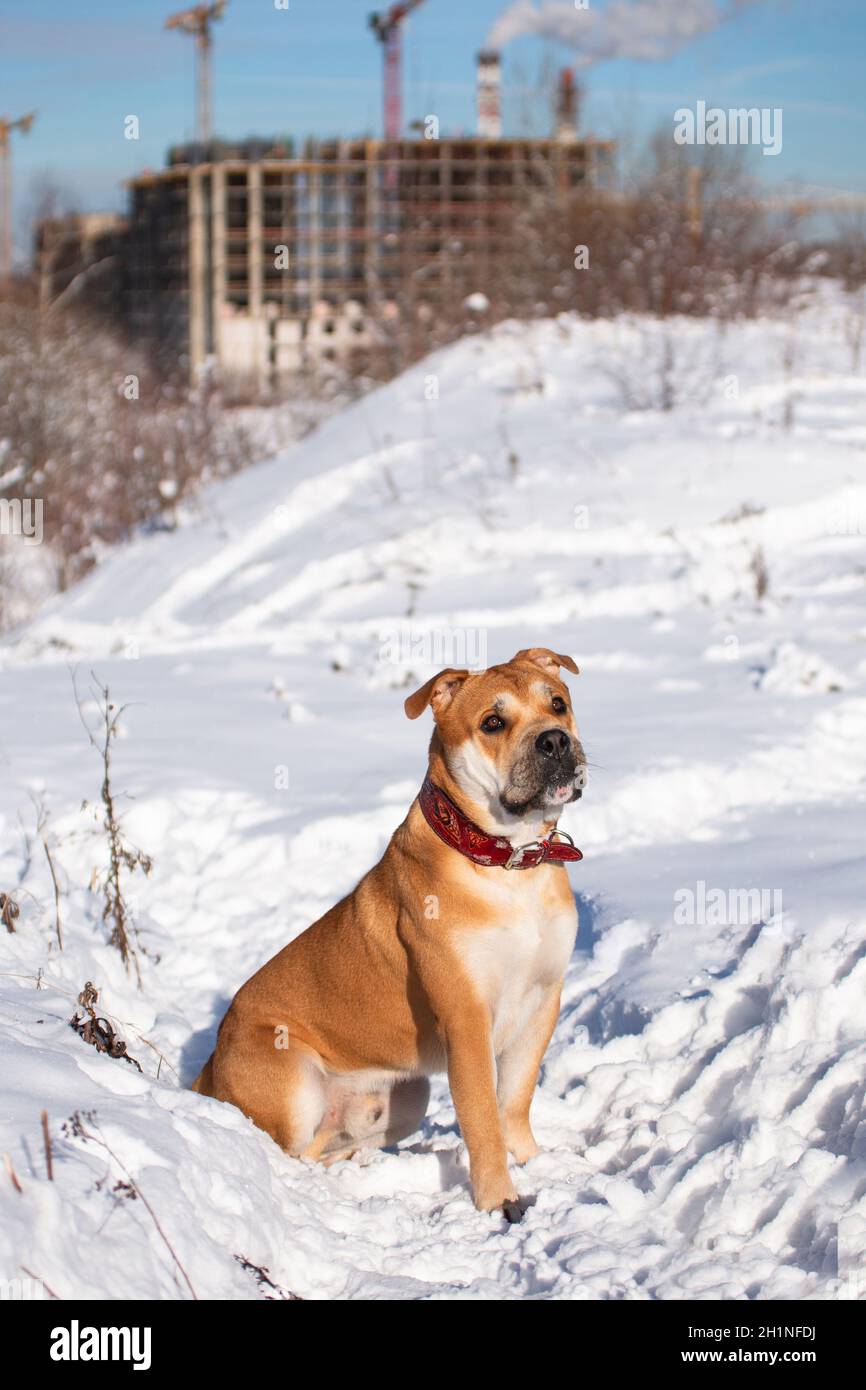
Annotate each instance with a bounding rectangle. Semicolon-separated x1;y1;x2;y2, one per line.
368;1;426;142
0;112;35;282
165;1;226;149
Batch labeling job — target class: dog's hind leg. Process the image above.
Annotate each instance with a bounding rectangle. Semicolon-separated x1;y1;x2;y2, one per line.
210;1023;327;1158
191;1055;215;1095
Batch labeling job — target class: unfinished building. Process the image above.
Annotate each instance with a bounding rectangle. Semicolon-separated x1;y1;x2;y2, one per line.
126;124;613;386
34;55;614;386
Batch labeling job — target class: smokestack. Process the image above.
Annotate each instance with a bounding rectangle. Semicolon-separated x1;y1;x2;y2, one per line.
555;67;579;142
477;50;502;140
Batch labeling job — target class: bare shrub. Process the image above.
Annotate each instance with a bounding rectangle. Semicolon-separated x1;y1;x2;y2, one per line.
75;674;153;983
751;547;770;600
830;211;866;371
350;132;816;386
0;287;255;602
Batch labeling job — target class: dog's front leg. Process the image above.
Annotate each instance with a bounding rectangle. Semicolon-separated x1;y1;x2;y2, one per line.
441;1006;521;1219
497;987;561;1164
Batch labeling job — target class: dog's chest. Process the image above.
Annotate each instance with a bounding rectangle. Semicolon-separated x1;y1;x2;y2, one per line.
455;890;577;1053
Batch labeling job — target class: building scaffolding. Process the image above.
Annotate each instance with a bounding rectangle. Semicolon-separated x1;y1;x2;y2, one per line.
125;134;614;384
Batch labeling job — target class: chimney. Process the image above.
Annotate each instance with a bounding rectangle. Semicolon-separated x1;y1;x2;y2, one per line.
555;67;579;142
477;50;502;140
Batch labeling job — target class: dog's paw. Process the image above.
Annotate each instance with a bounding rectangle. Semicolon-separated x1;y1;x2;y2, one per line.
505;1132;540;1165
472;1174;520;1215
501;1197;526;1224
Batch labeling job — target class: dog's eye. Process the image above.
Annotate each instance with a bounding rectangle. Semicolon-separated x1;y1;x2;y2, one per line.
552;696;567;715
481;714;505;734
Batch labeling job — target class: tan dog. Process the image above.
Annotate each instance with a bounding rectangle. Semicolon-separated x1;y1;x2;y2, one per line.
193;647;587;1220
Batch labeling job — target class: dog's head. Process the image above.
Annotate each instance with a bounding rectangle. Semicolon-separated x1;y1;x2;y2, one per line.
405;647;587;824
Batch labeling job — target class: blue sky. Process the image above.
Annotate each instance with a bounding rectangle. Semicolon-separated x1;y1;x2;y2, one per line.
2;0;865;246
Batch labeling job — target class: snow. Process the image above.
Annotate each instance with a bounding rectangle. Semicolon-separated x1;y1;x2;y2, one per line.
1;298;865;1300
464;292;491;314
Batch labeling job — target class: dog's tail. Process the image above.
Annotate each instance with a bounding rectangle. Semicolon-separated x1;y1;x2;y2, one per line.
191;1055;215;1096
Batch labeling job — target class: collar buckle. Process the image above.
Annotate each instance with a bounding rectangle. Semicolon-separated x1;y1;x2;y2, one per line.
504;839;545;870
548;829;576;850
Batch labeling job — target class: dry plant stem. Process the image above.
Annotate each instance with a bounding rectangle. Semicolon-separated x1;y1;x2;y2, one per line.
78;1116;197;1301
20;1266;59;1299
234;1255;302;1301
39;821;64;951
98;693;135;972
30;796;65;950
0;968;177;1080
0;892;20;932
73;672;152;983
70;981;143;1071
41;1110;53;1181
3;1153;23;1194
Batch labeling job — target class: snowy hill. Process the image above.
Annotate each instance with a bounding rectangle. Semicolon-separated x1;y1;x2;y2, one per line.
1;303;865;1300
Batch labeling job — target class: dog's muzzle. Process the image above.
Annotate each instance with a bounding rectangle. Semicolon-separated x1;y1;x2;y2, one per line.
534;728;586;805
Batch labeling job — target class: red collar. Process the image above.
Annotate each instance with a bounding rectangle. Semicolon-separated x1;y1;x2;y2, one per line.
418;776;583;871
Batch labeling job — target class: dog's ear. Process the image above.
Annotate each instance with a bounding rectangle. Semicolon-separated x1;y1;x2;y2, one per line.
404;668;471;720
512;647;580;677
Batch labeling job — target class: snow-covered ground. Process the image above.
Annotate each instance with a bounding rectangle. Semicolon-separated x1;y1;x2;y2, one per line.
1;300;865;1300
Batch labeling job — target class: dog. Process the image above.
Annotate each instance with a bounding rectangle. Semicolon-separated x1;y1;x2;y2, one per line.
193;647;587;1221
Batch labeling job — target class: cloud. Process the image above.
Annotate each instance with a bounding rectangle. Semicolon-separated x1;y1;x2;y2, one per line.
719;57;810;88
487;0;764;65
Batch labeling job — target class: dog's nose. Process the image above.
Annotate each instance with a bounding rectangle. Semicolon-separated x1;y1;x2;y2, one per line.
535;728;570;760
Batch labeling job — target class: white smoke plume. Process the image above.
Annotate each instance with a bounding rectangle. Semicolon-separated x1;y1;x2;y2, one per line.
488;0;762;65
